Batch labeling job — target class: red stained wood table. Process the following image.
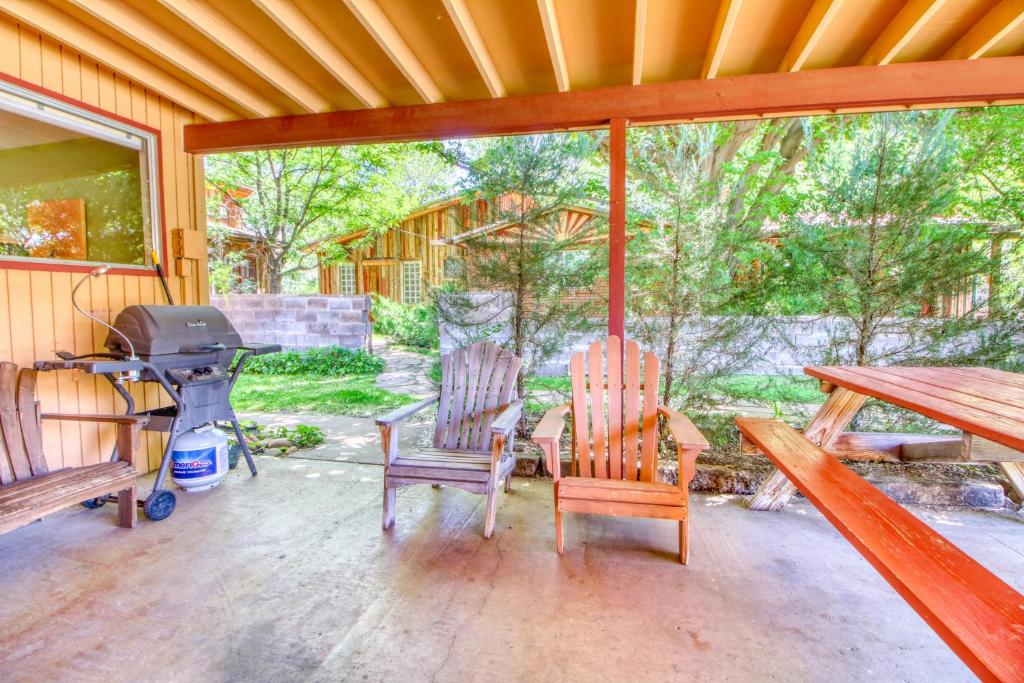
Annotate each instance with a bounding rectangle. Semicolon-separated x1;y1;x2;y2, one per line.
749;366;1024;511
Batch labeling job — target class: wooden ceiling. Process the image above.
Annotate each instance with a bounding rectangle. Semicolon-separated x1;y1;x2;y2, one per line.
4;0;1024;123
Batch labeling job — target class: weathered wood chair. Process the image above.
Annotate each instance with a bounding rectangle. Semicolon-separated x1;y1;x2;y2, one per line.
0;362;145;535
376;341;523;538
531;337;709;563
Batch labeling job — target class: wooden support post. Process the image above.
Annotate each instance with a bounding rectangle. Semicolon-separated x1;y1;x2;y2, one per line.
608;117;627;342
748;386;867;511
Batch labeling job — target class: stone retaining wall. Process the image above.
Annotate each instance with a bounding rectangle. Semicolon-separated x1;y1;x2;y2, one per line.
211;294;371;350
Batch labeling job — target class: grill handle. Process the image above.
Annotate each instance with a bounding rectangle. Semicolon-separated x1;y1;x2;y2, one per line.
180;343;226;354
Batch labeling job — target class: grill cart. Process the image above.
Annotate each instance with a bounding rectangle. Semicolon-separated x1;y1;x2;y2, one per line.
36;304;280;521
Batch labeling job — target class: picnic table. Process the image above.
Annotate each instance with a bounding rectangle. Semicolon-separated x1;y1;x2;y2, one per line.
748;366;1024;511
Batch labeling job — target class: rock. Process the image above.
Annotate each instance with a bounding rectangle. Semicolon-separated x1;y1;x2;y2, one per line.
867;475;1004;509
262;447;283;457
266;438;294;449
248;439;267;449
514;456;540;478
285;446;298;455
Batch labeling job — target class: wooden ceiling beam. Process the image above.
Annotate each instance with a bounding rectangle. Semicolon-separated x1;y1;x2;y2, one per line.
64;0;277;118
536;0;569;92
157;0;330;113
184;56;1024;154
251;0;386;108
632;0;648;86
860;0;948;66
341;0;443;104
943;0;1024;60
779;0;845;72
703;0;744;79
442;0;505;99
0;0;237;121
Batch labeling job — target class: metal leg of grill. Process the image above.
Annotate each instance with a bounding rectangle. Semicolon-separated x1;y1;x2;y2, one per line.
153;417;181;493
229;418;258;476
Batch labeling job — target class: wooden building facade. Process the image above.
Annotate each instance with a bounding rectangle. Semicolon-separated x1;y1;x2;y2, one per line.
319;195;601;303
0;17;209;473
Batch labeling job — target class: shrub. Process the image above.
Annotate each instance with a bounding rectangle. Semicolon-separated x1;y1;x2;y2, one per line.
241;346;383;376
372;295;439;349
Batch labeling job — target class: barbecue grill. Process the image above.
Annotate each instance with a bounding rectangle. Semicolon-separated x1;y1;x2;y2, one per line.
36;304;279;520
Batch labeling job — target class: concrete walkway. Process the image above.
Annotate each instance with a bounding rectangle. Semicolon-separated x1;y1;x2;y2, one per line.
373;342;436;397
0;456;1021;681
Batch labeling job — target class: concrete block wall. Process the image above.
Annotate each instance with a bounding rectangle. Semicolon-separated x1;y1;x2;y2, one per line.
211;294;371;350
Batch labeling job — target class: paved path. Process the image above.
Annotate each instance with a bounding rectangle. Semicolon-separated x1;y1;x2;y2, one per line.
373;341;436;397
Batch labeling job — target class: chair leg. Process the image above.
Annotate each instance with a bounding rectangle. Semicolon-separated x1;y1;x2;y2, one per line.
554;487;564;554
117;485;136;529
504;474;512;493
483;484;499;539
382;482;396;530
678;518;689;565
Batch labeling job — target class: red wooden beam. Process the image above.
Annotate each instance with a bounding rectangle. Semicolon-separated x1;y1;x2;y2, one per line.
608;118;626;342
184;56;1024;153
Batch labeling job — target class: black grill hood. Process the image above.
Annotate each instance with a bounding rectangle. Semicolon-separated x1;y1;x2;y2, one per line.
105;305;242;358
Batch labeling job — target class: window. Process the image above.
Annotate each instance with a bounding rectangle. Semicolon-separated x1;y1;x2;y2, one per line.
443;257;464;279
401;260;422;304
0;80;160;268
338;263;356;295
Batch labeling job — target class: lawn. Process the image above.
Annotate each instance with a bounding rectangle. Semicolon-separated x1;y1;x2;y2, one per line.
232;373;416;417
524;373;824;405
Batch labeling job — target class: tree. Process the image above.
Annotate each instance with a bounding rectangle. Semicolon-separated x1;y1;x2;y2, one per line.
624;119;809;409
436;134;604;401
206;145;433;293
774;111;1007;367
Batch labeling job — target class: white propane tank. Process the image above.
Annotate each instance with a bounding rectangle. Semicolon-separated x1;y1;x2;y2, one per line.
171;424;229;492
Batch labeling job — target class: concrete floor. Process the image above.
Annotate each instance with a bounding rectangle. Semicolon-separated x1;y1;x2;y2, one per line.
1;457;1022;683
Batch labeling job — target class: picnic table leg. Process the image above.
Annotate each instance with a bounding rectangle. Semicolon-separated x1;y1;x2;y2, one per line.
1000;463;1024;503
748;387;868;511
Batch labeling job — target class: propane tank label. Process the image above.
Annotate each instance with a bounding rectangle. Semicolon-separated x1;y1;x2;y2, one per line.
172;447;217;479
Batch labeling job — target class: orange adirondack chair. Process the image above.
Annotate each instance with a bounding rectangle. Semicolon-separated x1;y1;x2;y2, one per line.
531;337;709;563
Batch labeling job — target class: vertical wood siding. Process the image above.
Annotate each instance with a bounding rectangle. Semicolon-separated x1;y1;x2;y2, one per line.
0;18;209;473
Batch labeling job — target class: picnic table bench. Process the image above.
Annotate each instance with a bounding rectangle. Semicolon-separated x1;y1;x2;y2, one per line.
736;365;1024;682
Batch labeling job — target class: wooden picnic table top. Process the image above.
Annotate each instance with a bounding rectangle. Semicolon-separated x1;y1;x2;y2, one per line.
804;366;1024;454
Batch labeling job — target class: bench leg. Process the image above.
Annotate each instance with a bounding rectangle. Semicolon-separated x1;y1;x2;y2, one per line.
117;485;136;529
382;482;396;530
504;475;512;493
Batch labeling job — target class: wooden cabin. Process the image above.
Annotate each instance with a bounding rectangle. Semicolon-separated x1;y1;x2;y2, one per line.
206;185;269;293
318;195;602;303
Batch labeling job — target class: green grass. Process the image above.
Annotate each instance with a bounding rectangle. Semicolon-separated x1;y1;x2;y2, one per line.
526;373;822;405
232;373;416;417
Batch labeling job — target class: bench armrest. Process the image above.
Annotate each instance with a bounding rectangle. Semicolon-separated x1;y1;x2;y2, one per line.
657;406;709;450
375;395;438;427
41;413;149;426
490;400;523;437
531;403;571;480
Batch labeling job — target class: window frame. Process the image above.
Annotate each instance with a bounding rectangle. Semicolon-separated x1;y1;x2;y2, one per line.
338;262;356;296
401;260;422;304
0;76;164;274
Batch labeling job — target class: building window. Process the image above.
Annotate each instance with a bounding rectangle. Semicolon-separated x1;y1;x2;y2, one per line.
339;263;356;295
0;79;160;268
443;257;464;279
402;261;422;304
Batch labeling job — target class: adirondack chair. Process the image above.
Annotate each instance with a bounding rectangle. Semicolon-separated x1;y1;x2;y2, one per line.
376;341;523;538
0;362;146;535
531;337;709;563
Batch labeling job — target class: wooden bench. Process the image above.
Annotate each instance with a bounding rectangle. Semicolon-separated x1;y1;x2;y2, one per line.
736;417;1024;683
0;362;145;535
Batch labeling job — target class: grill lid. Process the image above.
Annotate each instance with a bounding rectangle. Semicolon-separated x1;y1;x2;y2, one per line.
105;305;242;357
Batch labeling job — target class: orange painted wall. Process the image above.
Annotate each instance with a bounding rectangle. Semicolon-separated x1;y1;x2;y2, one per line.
0;18;209;473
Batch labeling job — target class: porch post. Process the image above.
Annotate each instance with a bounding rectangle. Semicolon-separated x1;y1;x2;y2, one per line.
608;117;627;341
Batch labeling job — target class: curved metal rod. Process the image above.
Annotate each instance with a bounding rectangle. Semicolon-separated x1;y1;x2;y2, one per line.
72;265;138;360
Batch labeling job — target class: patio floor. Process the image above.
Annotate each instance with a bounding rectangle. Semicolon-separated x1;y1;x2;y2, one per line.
1;456;1021;682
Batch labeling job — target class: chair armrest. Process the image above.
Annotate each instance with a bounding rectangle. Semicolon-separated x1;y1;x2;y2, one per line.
657;406;709;450
531;403;571;445
490;400;523;437
42;413;149;426
375;395;439;427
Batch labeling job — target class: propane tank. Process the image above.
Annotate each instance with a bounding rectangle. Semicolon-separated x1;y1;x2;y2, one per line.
171;424;229;492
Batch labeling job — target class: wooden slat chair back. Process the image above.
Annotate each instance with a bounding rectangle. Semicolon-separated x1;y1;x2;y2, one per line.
433;341;522;452
532;337;710;563
0;361;145;535
569;336;661;482
378;342;524;538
